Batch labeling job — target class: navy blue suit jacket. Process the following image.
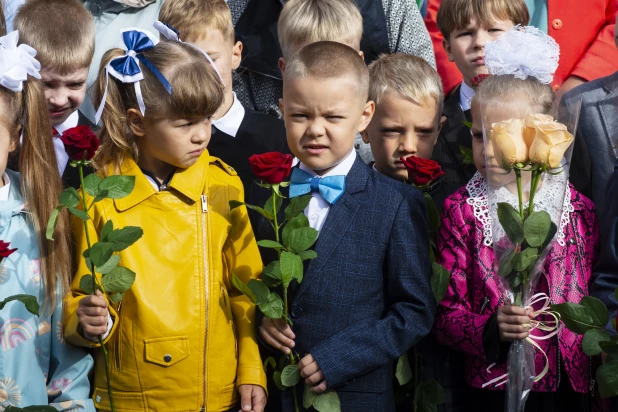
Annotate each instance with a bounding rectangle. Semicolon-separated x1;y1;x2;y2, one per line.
266;157;435;411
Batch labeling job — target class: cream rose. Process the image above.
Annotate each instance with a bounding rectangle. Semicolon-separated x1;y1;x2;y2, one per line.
489;118;528;168
525;114;574;168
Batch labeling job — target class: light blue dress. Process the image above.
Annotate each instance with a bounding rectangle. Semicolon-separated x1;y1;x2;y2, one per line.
0;170;95;411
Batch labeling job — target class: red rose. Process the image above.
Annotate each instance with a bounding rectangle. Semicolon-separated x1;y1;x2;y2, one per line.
400;156;445;187
60;125;99;161
249;152;294;184
0;240;17;260
471;74;490;87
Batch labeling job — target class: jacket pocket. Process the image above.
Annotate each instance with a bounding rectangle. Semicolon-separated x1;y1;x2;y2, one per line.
144;336;190;367
93;387;145;411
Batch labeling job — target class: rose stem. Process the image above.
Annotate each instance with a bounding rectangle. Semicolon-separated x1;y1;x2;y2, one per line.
515;168;524;220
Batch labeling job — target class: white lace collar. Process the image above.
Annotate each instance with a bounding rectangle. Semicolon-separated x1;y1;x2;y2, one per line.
465;172;573;247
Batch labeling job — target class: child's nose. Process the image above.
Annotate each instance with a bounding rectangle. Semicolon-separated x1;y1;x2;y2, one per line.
400;133;417;154
305;120;325;137
193;124;210;144
48;88;69;107
474;30;491;48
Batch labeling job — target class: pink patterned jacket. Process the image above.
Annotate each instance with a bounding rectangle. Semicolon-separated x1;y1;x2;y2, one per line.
434;173;599;393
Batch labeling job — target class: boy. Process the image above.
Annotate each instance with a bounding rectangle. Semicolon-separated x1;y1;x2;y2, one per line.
14;0;95;188
158;0;289;194
259;41;435;411
432;0;528;197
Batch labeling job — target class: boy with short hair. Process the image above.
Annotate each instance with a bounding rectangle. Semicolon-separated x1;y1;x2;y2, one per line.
259;41;435;411
158;0;289;193
432;0;528;197
14;0;95;188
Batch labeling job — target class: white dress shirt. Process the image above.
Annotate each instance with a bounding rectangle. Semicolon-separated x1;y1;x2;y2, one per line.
459;81;476;112
299;149;356;233
52;111;79;175
212;92;246;138
0;174;10;201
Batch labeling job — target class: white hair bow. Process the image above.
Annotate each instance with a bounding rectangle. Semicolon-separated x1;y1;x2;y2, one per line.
0;31;41;92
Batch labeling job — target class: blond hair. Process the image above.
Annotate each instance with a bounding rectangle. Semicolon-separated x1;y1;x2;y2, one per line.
14;0;94;74
437;0;529;40
0;1;6;37
158;0;234;44
474;75;555;115
0;79;71;312
284;41;369;100
369;53;444;116
93;41;224;173
278;0;363;59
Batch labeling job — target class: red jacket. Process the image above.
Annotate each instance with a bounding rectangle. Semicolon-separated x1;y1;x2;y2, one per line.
425;0;618;95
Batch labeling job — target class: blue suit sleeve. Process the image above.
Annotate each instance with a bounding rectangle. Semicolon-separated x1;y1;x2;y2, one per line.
310;189;436;388
47;296;96;411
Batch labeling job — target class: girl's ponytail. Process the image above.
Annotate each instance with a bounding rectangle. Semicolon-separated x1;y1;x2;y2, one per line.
20;78;71;310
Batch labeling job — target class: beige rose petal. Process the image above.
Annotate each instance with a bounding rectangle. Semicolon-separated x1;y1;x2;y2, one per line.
489;118;527;167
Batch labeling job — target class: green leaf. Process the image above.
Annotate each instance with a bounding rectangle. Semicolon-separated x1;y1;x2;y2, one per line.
416;379;446;412
256;240;284;249
313;390;341;412
282;212;310;246
0;294;40;316
582;328;611;356
303;382;318;408
58;187;81;208
286;227;318;253
542;222;558;249
100;220;114;241
83;173;103;197
581;296;609;327
281;364;301;387
98;175;136;199
108;293;123;303
230;200;274;221
497;202;524;244
79;275;94;295
68;207;89;222
101;266;136;293
273;371;286;391
550;302;602;334
298;250;318;261
263;356;277;372
85;257;94;273
259;292;284;319
232;273;256;303
512;247;538;272
264;194;283;217
395;352;412;385
262;261;282;287
424;193;440;236
107;226;144;252
96;255;120;275
599;341;618;354
46;207;61;240
430;262;451;303
284;195;312;221
524;210;552;247
459;145;474;166
247;279;270;305
280;251;303;287
498;247;515;278
596;361;618;398
462;120;473;129
89;242;114;267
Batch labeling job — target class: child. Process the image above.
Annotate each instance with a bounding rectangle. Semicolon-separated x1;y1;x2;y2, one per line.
432;0;528;199
62;33;267;412
258;41;435;411
435;61;599;410
0;30;94;410
14;0;95;188
158;0;289;194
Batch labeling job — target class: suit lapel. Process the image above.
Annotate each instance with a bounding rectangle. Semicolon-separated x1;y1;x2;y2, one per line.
438;86;475;181
294;157;370;300
599;73;618;158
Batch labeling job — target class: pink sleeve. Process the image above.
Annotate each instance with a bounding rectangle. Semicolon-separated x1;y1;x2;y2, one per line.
434;193;491;357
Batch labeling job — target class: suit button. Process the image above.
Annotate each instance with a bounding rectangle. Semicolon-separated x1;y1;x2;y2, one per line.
552;19;563;30
355;143;361;149
164;354;172;363
291;307;303;319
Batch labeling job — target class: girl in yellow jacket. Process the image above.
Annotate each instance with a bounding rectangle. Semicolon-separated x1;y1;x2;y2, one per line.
63;30;267;412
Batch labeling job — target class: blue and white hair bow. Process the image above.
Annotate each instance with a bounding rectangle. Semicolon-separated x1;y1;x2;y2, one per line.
152;21;224;84
0;31;41;92
95;28;172;124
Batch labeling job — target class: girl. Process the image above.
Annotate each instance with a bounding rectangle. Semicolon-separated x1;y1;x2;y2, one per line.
62;31;267;412
0;31;94;410
434;64;599;409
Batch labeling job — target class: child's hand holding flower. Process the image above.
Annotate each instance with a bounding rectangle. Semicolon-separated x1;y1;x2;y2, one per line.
299;354;328;393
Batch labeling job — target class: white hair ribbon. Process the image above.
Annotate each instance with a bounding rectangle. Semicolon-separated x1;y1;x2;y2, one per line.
0;31;41;92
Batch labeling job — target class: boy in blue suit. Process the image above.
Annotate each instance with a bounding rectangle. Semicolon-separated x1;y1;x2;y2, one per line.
258;41;435;411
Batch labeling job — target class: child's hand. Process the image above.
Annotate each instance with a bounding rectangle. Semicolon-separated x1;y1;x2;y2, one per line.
497;304;535;341
299;354;327;393
238;385;266;412
77;290;109;337
259;317;295;354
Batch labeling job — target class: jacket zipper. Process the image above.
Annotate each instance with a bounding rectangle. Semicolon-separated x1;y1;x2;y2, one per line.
113;300;122;371
201;195;209;408
480;297;490;313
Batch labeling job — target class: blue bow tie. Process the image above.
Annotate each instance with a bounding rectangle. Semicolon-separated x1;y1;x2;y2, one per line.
289;168;346;204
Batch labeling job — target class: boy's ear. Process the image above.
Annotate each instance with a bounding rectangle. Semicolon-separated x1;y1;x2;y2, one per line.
278;58;286;76
357;100;375;133
434;115;447;146
127;109;146;137
358;50;365;61
360;128;370;144
279;98;285;118
232;41;243;71
442;38;455;62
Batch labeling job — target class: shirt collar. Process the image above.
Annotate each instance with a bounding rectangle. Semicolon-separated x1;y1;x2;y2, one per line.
212;93;245;138
0;173;10;201
299;149;357;178
54;111;80;136
459;82;476;112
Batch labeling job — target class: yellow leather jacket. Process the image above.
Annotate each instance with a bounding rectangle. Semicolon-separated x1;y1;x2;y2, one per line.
63;153;266;411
